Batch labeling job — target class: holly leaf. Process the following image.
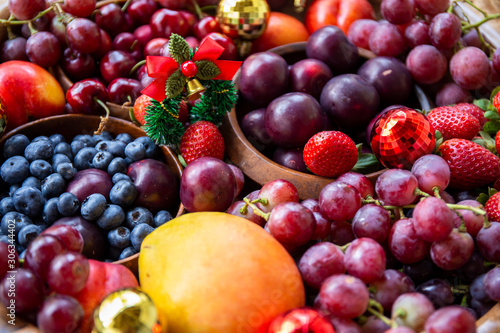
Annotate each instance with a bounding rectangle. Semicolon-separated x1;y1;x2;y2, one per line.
165;69;185;99
474;98;491;111
195;60;221;80
168;33;191;65
483;120;500;136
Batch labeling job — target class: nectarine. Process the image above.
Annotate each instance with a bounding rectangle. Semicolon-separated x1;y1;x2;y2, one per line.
139;212;305;333
252;12;309;53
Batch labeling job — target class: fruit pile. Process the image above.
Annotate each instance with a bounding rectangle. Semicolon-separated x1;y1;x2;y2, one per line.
347;0;500;106
0;130;180;262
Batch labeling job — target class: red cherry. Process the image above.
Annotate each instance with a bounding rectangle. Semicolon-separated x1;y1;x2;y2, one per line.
181;60;197;78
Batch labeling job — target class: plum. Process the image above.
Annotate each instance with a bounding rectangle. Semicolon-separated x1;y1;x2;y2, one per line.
66;168;113;202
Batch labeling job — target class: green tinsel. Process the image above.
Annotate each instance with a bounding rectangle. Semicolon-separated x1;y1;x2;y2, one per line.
143;97;184;146
190;80;238;124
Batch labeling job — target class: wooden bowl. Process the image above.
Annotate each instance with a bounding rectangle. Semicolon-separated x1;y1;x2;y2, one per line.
220;42;433;200
0;114;185;274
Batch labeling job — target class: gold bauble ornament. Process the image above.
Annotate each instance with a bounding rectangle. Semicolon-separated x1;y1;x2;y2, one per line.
92;288;162;333
216;0;270;57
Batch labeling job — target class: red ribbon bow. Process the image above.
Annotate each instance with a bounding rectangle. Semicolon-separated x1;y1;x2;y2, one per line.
141;37;242;102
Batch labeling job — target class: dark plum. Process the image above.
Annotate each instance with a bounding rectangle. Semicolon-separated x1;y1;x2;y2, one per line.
320;74;379;129
272;147;308;172
66;168;113;202
265;92;324;147
240;108;273;151
357;56;413;105
289;58;333;100
306;25;359;75
239;52;289;106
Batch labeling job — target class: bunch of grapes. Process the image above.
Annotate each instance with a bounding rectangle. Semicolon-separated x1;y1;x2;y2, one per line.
0;0;232;113
0;224;89;333
230;153;500;331
347;0;500;107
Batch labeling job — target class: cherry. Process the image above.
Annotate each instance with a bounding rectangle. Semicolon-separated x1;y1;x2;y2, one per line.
179;10;198;35
107;78;142;105
143;37;169;57
112;32;143;62
92;29;112;60
99;50;136;83
66;79;109;115
201;33;237;60
61;48;97;81
157;0;188;9
150;8;189;38
127;0;158;27
133;25;153;47
193;16;221;40
94;3;129;38
60;0;96;18
66;18;101;54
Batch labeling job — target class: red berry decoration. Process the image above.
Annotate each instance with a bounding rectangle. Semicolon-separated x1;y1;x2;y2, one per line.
303;131;358;178
179;121;225;164
370;107;436;169
263;307;335;333
181;60;197;78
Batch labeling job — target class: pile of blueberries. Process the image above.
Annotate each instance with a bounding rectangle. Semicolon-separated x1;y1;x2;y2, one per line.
0;131;174;261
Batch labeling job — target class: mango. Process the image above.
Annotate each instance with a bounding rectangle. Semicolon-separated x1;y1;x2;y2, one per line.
139;212;305;333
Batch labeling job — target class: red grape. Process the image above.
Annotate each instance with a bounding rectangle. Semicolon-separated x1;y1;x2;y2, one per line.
450;46;490;90
60;0;96;17
406;45;448;84
492;47;500;74
371;269;415;312
24;234;67;280
258;179;299;213
454;199;485;237
347;19;379;50
41;225;84;253
352;203;391;243
388;218;431;264
430;229;474;270
476;221;500;262
267;202;316;248
429;13;462;50
380;0;415;25
26;31;61;68
226;200;266;226
484;266;500;302
424;305;477;333
368;22;406;57
330;219;356;246
411;154;450;194
435;82;473;107
47;252;89;295
344;237;386;283
319;274;369;319
37;294;84;333
319;181;361;221
391;292;435;331
0;37;28;62
375;169;418;207
0;268;44;313
298;242;345;289
413;197;454;242
336;172;375;199
312;212;331;240
8;0;44;20
414;0;450;16
404;20;430;48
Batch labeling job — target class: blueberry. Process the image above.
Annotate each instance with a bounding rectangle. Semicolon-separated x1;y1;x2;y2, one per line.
110;180;137;207
81;193;107;221
54;142;72;159
108;158;127;176
41;173;65;199
70;140;85;156
112;172;131;184
9;185;20;197
115;133;133;144
92;151;114;170
57;192;80;217
107;226;131;249
56;162;77;180
24;139;54;162
1;211;32;235
96;204;125;230
51;153;71;171
13;186;45;218
22;176;41;189
18;224;43;248
93;131;114;143
130;223;154;251
29;159;52;180
1;156;30;184
3;134;30;158
49;134;66;145
153;210;173;228
95;140;111;152
118;246;137;260
32;136;50;142
74;147;97;170
42;197;61;223
108;140;126;157
124;207;154;229
73;134;95;147
0;197;15;215
124;141;146;162
134;136;158;158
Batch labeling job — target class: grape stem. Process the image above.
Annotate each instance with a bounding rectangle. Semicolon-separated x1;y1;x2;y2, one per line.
0;5;56;25
432;186;441;199
366;299;396;328
242;197;270;221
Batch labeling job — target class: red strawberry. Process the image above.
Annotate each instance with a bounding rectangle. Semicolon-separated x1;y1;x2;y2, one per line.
496;130;500;155
453;102;486;128
493;90;500;111
303;131;358;178
485;191;500;222
438;138;500;190
427;106;480;141
132;94;152;126
179;121;225;164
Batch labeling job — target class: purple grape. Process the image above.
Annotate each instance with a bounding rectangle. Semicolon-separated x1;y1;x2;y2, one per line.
371;269;415;313
424;305;477;333
298;242;345;289
380;0;415;25
369;22;406;57
435;82;473;107
344;237;386;283
391;292;435;331
450;46;490;90
404;20;430;48
429;13;462;50
406;45;448;85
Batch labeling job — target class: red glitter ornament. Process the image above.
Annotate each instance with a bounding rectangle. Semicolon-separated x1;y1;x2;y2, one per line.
261;307;335;333
181;60;197;78
370;107;436;169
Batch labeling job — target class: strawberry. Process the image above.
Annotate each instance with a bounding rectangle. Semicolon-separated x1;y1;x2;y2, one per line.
493;90;500;111
179;121;225;164
485;191;500;222
453;102;486;128
427;106;480;141
303;131;358;178
496;130;500;155
132;94;152;126
438;138;500;190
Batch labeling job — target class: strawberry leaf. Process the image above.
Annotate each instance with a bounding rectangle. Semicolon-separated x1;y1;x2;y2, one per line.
491;86;500;102
433;130;443;153
476;192;489;206
474;98;492;111
483;120;500;135
489;187;498;197
484;110;500;120
352;153;381;174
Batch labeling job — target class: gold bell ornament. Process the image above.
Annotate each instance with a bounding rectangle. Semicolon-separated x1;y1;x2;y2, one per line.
216;0;270;57
92;288;162;333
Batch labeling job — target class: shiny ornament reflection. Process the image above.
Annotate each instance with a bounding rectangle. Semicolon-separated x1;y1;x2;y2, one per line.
263;307;335;333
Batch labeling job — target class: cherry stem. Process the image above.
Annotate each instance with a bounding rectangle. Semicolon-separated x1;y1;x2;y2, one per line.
130;59;147;76
0;5;56;25
121;0;132;11
93;98;111;135
242;197;270;221
190;0;204;20
199;5;218;13
366;299;395;328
